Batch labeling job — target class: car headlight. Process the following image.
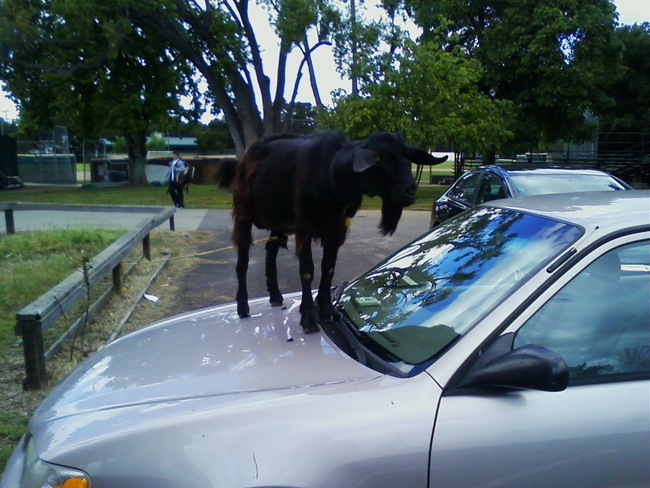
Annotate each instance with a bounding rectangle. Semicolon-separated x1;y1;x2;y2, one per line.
21;436;91;488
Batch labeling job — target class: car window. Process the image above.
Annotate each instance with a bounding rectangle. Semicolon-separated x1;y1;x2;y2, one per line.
476;174;507;204
509;173;628;196
447;172;481;203
514;241;650;383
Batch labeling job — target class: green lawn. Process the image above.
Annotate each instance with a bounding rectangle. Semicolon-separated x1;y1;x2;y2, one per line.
0;184;233;208
0;229;125;356
0;182;448;210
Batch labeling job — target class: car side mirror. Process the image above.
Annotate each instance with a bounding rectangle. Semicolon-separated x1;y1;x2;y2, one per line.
456;333;569;392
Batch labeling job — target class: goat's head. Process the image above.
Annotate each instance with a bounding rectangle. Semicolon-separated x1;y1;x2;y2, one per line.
352;132;448;235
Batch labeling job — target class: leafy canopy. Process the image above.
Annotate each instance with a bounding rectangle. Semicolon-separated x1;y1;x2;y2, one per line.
322;40;513;153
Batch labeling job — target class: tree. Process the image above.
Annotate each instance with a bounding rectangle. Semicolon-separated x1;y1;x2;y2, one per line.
399;0;624;155
123;0;344;155
0;0;197;183
0;0;354;159
196;119;236;154
598;23;650;133
322;41;513;154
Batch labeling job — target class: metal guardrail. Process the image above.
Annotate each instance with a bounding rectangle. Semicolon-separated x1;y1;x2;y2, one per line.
0;203;176;390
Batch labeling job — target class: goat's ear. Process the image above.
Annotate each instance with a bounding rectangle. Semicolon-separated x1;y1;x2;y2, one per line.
352;148;377;173
409;147;449;166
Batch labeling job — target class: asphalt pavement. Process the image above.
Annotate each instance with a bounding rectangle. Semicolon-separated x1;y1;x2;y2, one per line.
2;204;432;311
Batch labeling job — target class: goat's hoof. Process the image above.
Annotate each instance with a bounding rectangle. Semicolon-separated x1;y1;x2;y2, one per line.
302;324;320;334
300;316;320;334
317;305;339;323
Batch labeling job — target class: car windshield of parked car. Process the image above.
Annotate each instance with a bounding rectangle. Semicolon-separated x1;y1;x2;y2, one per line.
509;173;628;196
338;207;583;371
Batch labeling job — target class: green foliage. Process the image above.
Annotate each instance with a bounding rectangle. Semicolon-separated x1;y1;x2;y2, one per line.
146;133;167;151
275;0;318;45
195;120;235;154
112;136;127;153
324;41;513;153
599;23;650;133
400;0;624;148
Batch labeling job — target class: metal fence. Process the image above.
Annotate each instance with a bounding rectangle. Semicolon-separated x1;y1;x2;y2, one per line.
2;203;177;390
456;132;650;187
16;126;76;184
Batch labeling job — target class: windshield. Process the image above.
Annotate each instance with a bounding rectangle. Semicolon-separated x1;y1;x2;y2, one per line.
338;207;583;373
510;173;627;196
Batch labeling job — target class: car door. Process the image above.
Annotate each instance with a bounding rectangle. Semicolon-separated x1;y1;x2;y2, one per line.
433;171;482;225
429;234;650;488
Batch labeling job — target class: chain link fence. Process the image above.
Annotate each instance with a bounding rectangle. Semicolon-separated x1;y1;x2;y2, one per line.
17;126;76;184
457;132;650;188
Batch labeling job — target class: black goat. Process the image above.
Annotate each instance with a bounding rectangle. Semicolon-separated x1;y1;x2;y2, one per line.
218;130;448;333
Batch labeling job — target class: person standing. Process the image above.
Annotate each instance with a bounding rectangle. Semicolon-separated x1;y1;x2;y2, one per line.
167;151;187;208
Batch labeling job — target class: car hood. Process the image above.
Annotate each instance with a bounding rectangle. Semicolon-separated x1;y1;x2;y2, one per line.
32;294;380;426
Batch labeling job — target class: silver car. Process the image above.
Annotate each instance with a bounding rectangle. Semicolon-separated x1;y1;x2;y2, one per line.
3;191;649;488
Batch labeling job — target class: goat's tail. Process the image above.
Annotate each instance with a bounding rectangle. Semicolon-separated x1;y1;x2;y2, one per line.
215;159;238;189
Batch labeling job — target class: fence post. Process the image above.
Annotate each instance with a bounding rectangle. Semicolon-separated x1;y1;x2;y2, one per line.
4;208;15;234
112;263;123;294
15;319;47;390
169;215;176;231
143;234;151;261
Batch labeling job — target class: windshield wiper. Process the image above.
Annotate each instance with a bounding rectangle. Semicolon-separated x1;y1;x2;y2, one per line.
332;309;408;378
335;312;367;365
332;280;349;305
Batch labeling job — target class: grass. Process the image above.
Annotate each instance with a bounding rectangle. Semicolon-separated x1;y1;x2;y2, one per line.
0;229;126;356
0;181;448;210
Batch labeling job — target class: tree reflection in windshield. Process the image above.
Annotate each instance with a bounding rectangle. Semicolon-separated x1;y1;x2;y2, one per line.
339;207;582;368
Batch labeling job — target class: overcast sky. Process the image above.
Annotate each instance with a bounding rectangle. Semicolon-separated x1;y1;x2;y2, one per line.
0;0;648;123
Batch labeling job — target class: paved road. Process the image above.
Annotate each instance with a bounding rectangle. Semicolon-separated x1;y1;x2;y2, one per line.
2;204;432;311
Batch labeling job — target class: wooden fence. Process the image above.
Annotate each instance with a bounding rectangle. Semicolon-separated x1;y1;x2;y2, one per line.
1;203;176;390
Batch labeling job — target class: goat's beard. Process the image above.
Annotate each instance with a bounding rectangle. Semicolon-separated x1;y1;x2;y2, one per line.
378;199;404;236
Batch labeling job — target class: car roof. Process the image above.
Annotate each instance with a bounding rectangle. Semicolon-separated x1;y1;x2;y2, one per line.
486;191;650;232
477;165;617;178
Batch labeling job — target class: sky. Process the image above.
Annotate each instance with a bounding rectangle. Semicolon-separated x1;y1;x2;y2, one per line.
0;0;648;124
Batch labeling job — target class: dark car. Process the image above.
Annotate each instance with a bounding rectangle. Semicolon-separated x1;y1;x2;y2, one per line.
430;166;632;228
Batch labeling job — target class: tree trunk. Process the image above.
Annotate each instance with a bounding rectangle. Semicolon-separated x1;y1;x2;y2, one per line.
483;149;496;165
124;131;148;184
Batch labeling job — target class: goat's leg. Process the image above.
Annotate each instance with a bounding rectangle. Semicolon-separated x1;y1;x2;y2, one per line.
296;230;319;333
233;218;253;318
316;242;340;322
265;232;287;306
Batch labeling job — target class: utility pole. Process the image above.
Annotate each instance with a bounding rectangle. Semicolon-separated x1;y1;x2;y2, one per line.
1;110;10;136
350;0;358;96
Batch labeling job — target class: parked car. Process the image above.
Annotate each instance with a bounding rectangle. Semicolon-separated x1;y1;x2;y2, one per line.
3;191;649;488
430;165;632;228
